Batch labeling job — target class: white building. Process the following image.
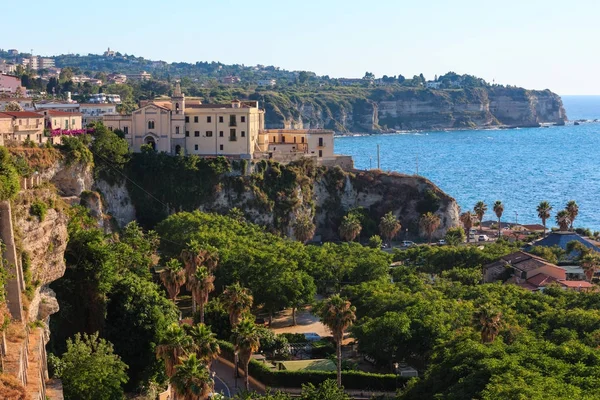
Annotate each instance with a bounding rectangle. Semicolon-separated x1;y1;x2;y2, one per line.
257;79;276;87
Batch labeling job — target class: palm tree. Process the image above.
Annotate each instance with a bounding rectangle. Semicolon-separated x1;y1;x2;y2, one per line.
189;267;215;324
419;212;441;244
293;213;316;243
186;323;220;366
160;259;186;301
537;201;552;238
566;200;579;231
493;201;504;239
156;323;192;378
475;305;502;344
460;212;474;243
317;295;356;387
556;210;571;231
379;211;401;246
339;214;362;242
221;283;253;328
474;201;487;233
581;253;600;282
232;318;261;391
170;354;213;400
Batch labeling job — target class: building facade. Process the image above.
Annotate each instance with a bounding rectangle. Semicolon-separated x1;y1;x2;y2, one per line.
0;111;45;145
0;74;25;95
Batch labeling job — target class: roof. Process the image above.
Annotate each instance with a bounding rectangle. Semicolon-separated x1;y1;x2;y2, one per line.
0;111;43;118
522;224;546;231
526;273;559;287
559;280;594;288
45;110;82;116
500;251;552;272
527;232;600;253
186;101;259;110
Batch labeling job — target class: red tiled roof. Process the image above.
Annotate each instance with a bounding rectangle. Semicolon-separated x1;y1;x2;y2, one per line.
522;224;546;231
0;111;43;118
526;273;559;287
559;280;594;288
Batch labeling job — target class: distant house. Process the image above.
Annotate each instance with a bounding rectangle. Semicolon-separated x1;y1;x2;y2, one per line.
521;224;546;233
426;81;441;89
221;76;240;84
126;71;151;81
527;231;600;258
257;79;276;87
483;251;593;292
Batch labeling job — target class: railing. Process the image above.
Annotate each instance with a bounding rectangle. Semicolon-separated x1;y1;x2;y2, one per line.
14;125;41;132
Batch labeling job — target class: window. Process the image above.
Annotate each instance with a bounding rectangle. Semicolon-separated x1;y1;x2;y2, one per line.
229;129;237;141
273;136;276;142
294;137;297;143
109;126;113;131
148;120;155;129
301;137;305;143
185;116;189;123
176;126;180;134
229;115;236;126
206;131;213;137
319;150;323;157
123;126;129;134
319;137;324;146
207;116;212;123
219;116;223;123
220;144;224;151
195;131;200;137
194;144;198;150
72;119;75;126
194;116;198;123
241;116;246;123
282;136;286;143
219;131;224;137
241;131;245;137
186;131;190;137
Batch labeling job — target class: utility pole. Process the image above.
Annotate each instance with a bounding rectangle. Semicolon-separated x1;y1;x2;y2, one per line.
377;144;380;169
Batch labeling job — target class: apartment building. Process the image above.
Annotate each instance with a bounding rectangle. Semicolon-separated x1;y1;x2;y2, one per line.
184;100;264;158
80;103;118;125
0;111;45;145
0;74;25;95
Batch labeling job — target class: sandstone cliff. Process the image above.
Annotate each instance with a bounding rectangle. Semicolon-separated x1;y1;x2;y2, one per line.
261;87;566;132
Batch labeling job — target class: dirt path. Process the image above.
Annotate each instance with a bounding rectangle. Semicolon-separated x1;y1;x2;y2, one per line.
269;306;331;337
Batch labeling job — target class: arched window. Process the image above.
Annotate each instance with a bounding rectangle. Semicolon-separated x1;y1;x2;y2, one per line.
176;126;180;134
148;120;155;130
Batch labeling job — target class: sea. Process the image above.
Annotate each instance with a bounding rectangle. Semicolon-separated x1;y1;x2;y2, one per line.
334;95;600;230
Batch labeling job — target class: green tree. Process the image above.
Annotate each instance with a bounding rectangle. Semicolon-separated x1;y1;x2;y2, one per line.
160;258;186;300
317;295;356;387
232;318;261;390
474;201;487;233
170;354;213;400
339;214;362;242
3;101;23;111
221;283;253;328
556;210;571;231
293;213;316;243
537;201;552;238
379;211;401;246
352;312;411;367
368;235;383;249
156;323;192;378
185;323;220;366
581;253;600;282
0;147;20;201
59;332;128;400
105;273;178;391
445;226;466;246
300;380;351;400
90;122;130;180
493;201;504;238
420;212;441;244
566;200;579;231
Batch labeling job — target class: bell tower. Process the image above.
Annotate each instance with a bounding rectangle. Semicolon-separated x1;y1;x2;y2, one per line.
170;80;186;155
171;81;185;115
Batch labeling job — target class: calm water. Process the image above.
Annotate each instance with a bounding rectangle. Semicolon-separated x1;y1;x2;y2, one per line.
334;95;600;230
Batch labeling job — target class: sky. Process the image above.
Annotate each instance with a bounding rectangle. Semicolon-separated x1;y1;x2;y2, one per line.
3;0;600;94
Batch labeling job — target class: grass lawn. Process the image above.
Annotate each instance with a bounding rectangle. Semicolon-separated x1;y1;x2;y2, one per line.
278;359;336;372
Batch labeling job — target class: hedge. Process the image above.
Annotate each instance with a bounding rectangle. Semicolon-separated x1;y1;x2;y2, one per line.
218;341;406;391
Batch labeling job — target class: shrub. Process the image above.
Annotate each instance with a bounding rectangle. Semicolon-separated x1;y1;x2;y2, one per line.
30;200;48;221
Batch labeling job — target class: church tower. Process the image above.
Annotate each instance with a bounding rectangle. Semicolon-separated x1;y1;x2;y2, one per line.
170;81;186;154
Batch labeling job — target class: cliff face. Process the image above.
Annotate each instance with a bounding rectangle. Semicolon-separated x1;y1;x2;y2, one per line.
263;87;567;132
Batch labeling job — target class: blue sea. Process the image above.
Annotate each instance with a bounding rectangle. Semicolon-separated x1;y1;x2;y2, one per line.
334;95;600;230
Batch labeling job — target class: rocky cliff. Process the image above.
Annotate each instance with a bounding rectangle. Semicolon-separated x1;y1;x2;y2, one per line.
261;87;566;132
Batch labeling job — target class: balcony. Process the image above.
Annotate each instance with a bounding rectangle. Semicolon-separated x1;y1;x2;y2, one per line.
229;136;237;142
14;125;41;132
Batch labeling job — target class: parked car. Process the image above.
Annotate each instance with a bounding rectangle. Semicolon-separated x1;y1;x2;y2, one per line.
401;240;416;247
478;235;489;242
437;239;446;245
303;332;322;342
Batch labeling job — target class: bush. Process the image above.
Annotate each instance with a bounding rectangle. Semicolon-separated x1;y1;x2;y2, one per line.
30;200;48;221
248;360;403;390
311;339;335;358
368;235;383;249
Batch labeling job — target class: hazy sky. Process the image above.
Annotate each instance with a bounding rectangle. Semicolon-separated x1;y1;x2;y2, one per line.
4;0;599;94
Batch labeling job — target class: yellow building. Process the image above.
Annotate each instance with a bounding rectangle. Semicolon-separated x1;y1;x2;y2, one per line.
0;111;45;145
184;100;264;158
